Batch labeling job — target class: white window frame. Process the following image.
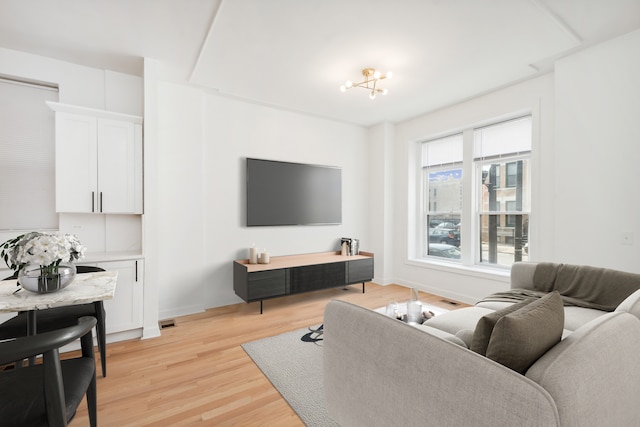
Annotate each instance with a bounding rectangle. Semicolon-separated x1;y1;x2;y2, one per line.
413;114;533;273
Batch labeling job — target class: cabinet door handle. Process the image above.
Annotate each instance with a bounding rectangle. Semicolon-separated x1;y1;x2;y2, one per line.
135;260;138;282
91;191;95;212
100;192;103;213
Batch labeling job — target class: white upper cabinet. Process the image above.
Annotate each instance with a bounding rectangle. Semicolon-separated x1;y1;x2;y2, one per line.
48;102;143;214
97;119;141;213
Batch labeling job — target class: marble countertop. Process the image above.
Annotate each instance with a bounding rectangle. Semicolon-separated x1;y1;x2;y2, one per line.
0;270;118;312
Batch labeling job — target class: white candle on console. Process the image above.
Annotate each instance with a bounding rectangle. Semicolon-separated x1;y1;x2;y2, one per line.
249;244;258;264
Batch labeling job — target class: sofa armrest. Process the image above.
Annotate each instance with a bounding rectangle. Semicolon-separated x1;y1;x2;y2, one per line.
510;261;538;290
526;312;640;426
615;289;640;319
323;300;560;427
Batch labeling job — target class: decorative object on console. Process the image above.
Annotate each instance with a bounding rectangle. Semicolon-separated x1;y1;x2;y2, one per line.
339;67;392;99
259;249;270;264
1;232;86;293
249;243;258;264
340;237;359;256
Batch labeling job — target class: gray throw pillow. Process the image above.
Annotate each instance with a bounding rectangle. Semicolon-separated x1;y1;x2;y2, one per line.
471;298;534;356
485;291;564;374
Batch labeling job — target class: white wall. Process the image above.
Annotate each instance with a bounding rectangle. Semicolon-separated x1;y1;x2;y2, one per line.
153;86;369;318
554;29;640;271
155;81;206;317
367;122;395;284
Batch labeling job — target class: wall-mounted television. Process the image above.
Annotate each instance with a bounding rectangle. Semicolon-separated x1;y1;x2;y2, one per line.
246;158;342;226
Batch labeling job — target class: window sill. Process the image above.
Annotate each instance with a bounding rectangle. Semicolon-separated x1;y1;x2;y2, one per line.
406;257;511;282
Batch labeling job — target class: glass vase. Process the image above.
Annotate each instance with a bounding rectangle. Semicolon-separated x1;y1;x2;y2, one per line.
407;287;423;324
18;263;77;293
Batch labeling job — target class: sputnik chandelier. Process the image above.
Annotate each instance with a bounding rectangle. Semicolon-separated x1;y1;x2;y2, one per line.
339;67;392;99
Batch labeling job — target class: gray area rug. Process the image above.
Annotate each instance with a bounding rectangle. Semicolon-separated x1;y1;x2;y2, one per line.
241;303;448;426
241;325;336;426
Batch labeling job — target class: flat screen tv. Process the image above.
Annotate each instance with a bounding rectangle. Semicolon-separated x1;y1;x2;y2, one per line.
246;158;342;226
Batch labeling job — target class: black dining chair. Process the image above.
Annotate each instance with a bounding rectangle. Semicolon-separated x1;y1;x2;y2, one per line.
0;316;98;427
0;266;108;377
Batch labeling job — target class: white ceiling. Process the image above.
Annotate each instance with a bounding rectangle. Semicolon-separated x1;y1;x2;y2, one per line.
2;0;640;126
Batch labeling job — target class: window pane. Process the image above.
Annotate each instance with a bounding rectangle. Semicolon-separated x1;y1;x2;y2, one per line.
424;167;462;259
506;162;518;187
427;220;461;260
480;214;529;264
422;134;463;261
428;169;462;212
481;160;530;213
478;157;531;266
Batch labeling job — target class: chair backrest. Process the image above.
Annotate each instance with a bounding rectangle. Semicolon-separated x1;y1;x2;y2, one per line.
0;316;97;365
0;317;97;426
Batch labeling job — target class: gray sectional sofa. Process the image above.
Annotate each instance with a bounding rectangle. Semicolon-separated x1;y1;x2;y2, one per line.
324;262;640;426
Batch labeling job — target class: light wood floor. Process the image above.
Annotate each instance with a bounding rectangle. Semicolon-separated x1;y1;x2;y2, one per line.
71;283;468;426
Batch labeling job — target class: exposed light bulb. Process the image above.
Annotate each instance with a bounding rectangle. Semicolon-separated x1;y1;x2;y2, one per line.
385;71;393;79
373;71;381;79
340;85;346;92
369;91;376;100
381;89;388;95
345;80;352;88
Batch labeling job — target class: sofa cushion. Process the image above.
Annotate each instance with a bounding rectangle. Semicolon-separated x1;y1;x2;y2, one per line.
470;298;534;356
485;291;564;374
422;306;494;336
563;306;606;331
474;300;516;311
414;324;468;347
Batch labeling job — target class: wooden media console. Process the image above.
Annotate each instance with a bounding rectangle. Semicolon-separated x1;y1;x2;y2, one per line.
233;251;374;313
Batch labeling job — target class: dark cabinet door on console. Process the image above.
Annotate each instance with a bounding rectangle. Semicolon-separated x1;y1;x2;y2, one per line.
347;258;374;284
248;269;286;300
289;262;346;294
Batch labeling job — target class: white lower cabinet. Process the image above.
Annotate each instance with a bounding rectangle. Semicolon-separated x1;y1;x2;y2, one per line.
80;259;143;334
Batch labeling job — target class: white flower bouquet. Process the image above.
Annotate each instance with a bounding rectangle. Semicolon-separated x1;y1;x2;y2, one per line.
1;231;86;276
